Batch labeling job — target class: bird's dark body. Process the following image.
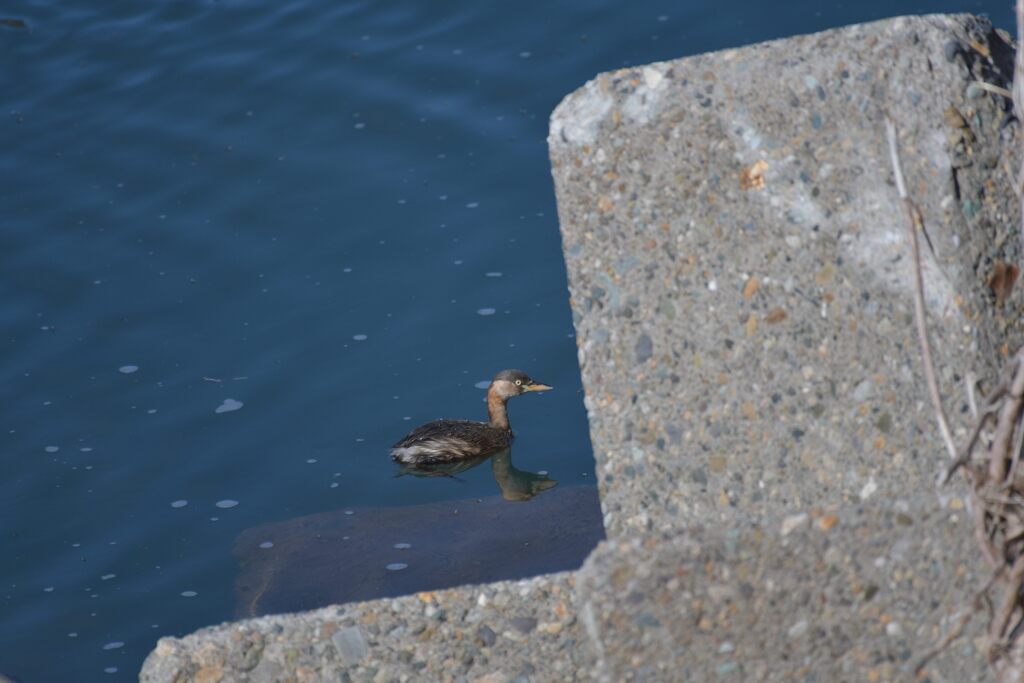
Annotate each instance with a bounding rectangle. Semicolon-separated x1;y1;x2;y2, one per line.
390;419;511;465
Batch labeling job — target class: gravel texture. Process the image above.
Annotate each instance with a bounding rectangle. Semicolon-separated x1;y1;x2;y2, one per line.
576;500;985;682
141;14;1019;682
143;573;593;683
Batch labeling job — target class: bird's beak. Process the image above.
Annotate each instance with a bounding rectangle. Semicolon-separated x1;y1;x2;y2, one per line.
525;382;553;392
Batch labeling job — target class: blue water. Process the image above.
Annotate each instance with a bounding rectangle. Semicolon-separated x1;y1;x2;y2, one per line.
1;0;1012;679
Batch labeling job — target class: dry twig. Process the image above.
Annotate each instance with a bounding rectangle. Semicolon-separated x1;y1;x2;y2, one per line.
884;118;957;462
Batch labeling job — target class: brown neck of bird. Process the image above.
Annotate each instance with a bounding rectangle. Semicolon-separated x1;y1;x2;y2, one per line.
486;385;511;432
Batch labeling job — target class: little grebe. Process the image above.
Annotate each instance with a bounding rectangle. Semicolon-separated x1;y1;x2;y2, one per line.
390;369;551;465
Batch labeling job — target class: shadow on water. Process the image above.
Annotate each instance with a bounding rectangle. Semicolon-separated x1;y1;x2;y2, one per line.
233;448;601;617
396;447;559;501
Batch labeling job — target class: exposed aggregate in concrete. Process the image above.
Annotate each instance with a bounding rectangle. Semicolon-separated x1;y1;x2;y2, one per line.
577;501;984;682
550;13;1015;539
143;573;593;683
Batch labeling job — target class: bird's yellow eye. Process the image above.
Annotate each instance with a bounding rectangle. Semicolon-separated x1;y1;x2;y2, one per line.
515;379;522;386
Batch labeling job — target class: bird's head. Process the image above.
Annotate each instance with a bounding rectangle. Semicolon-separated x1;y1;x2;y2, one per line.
490;369;552;400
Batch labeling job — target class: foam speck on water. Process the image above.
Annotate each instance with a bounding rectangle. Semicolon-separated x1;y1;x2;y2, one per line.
215;399;243;414
215;499;238;509
259;541;274;549
393;542;411;549
474;381;490;389
385;563;408;571
180;590;197;598
353;334;367;341
170;500;188;509
485;272;502;277
118;365;139;374
476;308;496;316
102;642;124;650
45;446;59;453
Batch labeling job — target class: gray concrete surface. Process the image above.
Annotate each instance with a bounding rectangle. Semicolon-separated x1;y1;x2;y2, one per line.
577;500;983;682
552;13;1012;539
141;14;1019;682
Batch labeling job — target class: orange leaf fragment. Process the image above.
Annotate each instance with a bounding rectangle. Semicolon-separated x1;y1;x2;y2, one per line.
742;276;760;300
739;159;769;190
817;515;839;532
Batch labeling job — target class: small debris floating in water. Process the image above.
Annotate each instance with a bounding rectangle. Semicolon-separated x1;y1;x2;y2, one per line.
170;500;188;509
215;399;243;414
476;308;496;316
118;365;139;374
215;499;239;509
385;563;408;571
352;334;368;341
1;18;28;30
180;590;198;597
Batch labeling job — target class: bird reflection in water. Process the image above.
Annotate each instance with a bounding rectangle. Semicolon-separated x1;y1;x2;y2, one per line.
396;448;557;502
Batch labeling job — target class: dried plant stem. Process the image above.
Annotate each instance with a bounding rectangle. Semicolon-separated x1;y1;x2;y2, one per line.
884;118;957;462
974;81;1013;99
992;554;1024;646
989;354;1024;484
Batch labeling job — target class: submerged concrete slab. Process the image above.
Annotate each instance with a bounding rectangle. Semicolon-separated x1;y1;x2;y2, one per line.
233;485;603;618
142;14;1018;682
